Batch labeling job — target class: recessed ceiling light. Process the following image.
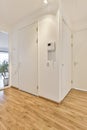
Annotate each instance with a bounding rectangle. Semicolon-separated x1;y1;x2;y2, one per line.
43;0;48;5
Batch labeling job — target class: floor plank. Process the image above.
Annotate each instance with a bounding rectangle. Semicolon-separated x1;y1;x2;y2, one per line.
0;88;86;130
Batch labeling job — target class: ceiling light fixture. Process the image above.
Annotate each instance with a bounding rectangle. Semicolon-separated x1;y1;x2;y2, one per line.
43;0;48;5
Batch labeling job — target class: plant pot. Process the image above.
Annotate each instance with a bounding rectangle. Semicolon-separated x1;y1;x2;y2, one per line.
3;78;9;86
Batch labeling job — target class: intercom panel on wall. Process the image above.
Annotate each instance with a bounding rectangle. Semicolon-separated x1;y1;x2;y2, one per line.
47;42;56;51
47;42;56;62
38;15;59;102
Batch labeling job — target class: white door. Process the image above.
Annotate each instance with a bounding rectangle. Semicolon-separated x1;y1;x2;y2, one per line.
73;30;87;90
61;20;72;99
18;23;38;95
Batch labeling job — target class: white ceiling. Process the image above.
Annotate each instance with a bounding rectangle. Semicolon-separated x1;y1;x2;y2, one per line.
0;0;87;29
62;0;87;25
0;0;58;25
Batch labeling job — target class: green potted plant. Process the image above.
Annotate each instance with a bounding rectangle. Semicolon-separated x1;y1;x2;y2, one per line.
0;61;9;86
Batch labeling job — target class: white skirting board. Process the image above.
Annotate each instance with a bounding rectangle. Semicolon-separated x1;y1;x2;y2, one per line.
74;88;87;92
0;86;11;91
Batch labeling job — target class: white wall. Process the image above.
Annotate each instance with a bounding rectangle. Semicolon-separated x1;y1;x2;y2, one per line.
10;14;60;102
73;29;87;91
0;32;8;51
38;15;59;102
10;29;19;88
10;6;58;88
38;12;72;102
10;10;72;102
0;25;10;33
61;0;87;92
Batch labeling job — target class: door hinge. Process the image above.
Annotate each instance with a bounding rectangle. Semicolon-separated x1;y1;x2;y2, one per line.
37;86;39;90
71;43;73;47
36;27;38;32
36;38;38;44
71;80;73;84
71;34;73;39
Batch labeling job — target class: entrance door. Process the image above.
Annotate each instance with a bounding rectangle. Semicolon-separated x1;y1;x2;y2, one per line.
18;23;38;95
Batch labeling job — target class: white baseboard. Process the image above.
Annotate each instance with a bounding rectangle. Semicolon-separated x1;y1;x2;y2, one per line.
0;86;11;91
74;87;87;92
59;88;72;103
